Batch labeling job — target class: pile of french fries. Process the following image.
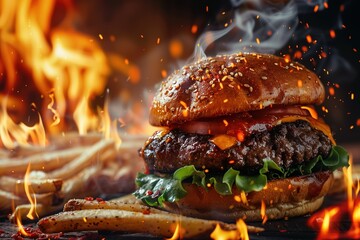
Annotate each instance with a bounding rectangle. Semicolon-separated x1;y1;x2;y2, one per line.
38;195;264;239
0;133;144;221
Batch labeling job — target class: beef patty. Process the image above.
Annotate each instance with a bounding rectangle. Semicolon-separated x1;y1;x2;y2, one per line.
141;120;332;175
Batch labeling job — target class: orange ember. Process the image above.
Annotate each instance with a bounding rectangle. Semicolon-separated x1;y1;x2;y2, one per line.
356;119;360;127
191;24;198;34
330;30;336;39
306;35;313;44
314;5;319;13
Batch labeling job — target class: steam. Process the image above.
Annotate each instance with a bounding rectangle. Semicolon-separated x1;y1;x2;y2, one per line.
193;0;296;60
192;0;332;61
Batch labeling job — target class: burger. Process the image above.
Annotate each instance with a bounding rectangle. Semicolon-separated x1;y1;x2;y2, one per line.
134;52;349;221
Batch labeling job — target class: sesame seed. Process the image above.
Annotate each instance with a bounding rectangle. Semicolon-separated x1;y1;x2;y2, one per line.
243;84;253;92
223;99;228;103
249;68;255;72
261;76;268;80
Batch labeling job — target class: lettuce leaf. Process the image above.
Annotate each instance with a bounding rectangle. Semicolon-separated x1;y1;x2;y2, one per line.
134;145;349;207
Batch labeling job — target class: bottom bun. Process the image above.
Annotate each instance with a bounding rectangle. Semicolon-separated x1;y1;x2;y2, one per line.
162;171;333;222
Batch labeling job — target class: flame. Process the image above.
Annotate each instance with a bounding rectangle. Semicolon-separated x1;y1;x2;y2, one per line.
261;200;268;224
15;163;37;237
236;219;249;240
99;94;122;148
210;224;239;240
0;0;112;142
0;99;46;149
308;155;360;239
16;215;29;237
24;163;38;220
344;160;354;210
166;221;184;240
210;219;249;240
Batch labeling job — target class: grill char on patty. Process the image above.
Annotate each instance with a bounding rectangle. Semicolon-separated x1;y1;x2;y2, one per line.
140;120;332;175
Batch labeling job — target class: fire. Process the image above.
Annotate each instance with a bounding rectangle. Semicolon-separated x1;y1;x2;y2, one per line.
166;221;184;240
0;99;46;149
210;219;249;240
16;215;29;237
23;163;38;220
0;0;113;146
261;200;268;224
236;219;249;240
14;163;38;237
210;224;239;240
100;95;122;148
308;156;360;239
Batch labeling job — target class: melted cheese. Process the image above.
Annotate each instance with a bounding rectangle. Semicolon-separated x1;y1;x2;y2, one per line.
210;115;335;150
210;134;238;150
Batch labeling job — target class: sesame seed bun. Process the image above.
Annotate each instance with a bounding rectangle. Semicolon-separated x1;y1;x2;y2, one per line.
150;52;325;126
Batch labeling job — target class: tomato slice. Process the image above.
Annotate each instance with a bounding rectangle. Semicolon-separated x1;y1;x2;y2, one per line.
177;105;317;139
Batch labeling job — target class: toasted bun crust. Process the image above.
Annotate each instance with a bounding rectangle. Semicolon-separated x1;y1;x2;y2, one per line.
150;53;325;126
161;171;333;222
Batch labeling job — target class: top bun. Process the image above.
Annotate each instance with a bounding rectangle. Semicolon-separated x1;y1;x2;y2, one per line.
150;52;325;126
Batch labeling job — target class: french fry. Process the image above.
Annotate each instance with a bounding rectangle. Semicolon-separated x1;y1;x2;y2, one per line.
29;192;64;207
0;176;62;196
63;199;165;215
0;190;63;212
0;146;86;176
110;193;139;204
46;139;115;180
0;189;22;211
61;164;102;199
49;132;103;149
9;144;48;158
38;209;245;238
8;203;63;223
